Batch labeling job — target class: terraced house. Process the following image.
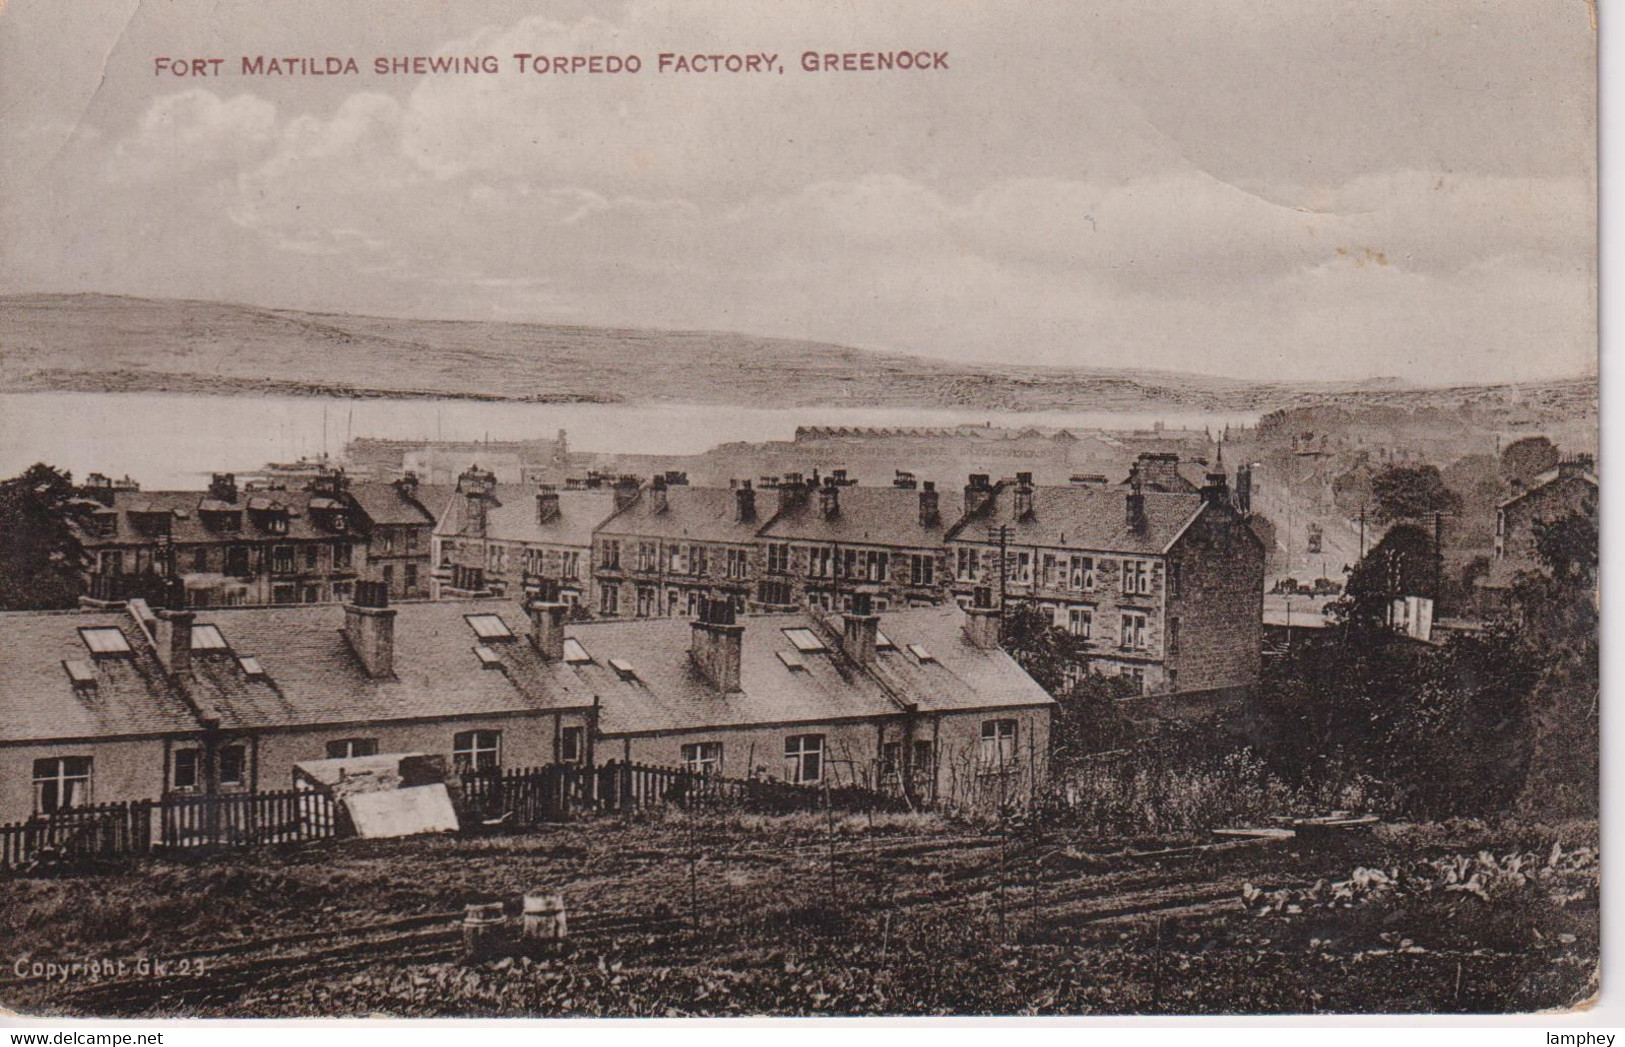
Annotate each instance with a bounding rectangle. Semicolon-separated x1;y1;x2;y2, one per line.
0;585;1054;822
433;467;618;610
945;465;1265;699
76;471;436;609
589;475;764;619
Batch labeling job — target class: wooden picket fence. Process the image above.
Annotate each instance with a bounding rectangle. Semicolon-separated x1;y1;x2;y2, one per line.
0;789;337;872
456;759;907;828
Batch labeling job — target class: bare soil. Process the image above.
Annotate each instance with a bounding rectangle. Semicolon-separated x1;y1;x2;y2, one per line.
0;811;1597;1018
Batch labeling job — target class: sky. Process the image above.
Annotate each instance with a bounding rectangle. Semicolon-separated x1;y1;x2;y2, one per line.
0;0;1597;384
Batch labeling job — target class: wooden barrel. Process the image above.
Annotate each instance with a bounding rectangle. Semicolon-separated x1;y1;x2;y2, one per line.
461;900;506;961
521;890;568;945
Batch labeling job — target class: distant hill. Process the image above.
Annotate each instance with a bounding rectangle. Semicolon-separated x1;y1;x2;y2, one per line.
0;293;1597;415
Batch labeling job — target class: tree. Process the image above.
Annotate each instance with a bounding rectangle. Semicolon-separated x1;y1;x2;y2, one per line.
1500;436;1560;488
0;464;93;610
998;602;1136;765
1370;464;1462;524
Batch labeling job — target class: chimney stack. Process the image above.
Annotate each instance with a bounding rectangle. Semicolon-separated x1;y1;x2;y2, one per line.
964;474;995;517
1201;471;1230;509
819;478;841;518
1234;464;1253;514
612;476;641;514
1013;473;1035;520
963;586;1001;649
690;596;744;694
733;479;757;522
208;473;238;505
153;608;195;677
526;588;569;662
394;470;420;501
777;474;809;514
1134;453;1182;492
841;592;879;666
343;580;396;679
918;481;940;525
649;474;669;514
1126;467;1147;534
535;485;560;524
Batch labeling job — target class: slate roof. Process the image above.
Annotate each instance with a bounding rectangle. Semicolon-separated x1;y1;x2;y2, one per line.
78;488;357;547
0;610;208;743
1498;466;1598;510
438;486;616;548
945;484;1206;555
596;486;763;544
0;600;1053;746
757;486;966;549
346;482;438;528
567;604;1054;736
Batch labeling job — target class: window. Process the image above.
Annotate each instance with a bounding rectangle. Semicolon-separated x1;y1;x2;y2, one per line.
784;734;824;784
955;546;980;582
1120;612;1149;651
304;545;319;570
667;545;687;574
909;554;935;586
561;551;581;579
980;719;1018;771
332;580;354;602
601;539;621;569
333;542;352;569
1123;558;1153;596
79;627;131;656
406;530;419;553
636;586;656;617
218;744;246;787
1168;562;1183;599
907;643;936;663
173;749;200;790
563;637;593;664
272;584;297;605
226;545;250;577
1122;666;1146;695
666;589;681;616
758;579;793;606
453;730;501;770
600;585;620;616
96;550;124;575
1015;551;1033;585
326;738;378;759
637;541;658;572
880;741;902;781
382;564;396;593
379;529;396;555
191;547;209;572
863;550;889;582
405;564;418;591
783;628;827;652
912;740;935;782
34;757;91;812
561;726;585;763
266;515;289;535
466;614;514;640
767;543;792;574
682;741;723;775
190;624;229;650
272;546;295;575
1068;555;1095;591
1167;616;1180;654
806;546;832;579
1041;553;1059;588
727;547;750;579
1067;606;1093;638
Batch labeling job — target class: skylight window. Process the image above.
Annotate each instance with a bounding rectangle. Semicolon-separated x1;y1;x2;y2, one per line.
63;660;97;686
473;645;503;668
238;656;266;678
609;657;638;680
466;614;514;640
79;627;131;656
907;644;936;664
783;628;827;653
191;624;229;651
876;630;896;650
562;638;593;664
777;650;808;671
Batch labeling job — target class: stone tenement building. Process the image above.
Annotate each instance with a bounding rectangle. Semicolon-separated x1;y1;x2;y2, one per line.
753;472;963;613
1481;453;1598;601
433;468;619;610
590;475;765;619
944;465;1265;699
76;471;439;608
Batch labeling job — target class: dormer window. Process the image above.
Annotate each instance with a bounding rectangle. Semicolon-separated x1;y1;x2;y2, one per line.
79;627;131;656
267;516;289;535
466;613;513;640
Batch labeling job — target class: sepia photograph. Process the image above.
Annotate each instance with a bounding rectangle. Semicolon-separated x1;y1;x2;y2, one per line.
0;0;1601;1025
